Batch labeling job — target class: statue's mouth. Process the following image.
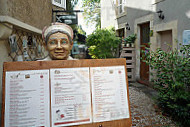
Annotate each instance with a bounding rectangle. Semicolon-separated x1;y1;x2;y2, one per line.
55;50;66;54
55;52;65;56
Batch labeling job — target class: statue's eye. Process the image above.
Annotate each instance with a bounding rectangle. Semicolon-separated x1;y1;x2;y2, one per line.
49;41;56;45
61;40;67;44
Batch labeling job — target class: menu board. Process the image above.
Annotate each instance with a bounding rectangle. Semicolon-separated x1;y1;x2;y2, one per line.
2;59;131;127
5;70;50;127
50;68;92;126
90;66;129;122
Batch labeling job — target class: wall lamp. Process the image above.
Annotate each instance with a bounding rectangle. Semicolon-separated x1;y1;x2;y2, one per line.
157;9;164;20
125;23;130;30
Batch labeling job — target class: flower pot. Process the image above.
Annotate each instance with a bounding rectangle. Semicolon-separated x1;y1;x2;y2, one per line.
131;43;135;47
126;43;130;47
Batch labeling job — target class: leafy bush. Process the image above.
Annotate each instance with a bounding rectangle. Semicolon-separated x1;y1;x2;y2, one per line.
141;44;190;126
86;28;121;59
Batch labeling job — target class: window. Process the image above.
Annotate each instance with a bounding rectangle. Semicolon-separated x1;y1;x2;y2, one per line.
52;0;66;9
117;0;126;14
152;0;165;4
55;0;61;4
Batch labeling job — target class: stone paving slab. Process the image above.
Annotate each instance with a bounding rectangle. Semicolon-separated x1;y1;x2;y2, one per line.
129;82;178;127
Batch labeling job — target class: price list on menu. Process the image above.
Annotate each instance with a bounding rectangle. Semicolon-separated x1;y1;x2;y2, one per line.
5;70;50;127
50;68;92;127
90;66;129;122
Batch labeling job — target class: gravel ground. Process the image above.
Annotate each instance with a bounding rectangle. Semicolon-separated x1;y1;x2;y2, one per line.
129;83;179;127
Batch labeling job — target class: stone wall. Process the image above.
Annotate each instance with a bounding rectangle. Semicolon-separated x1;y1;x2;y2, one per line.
1;0;52;30
0;0;8;15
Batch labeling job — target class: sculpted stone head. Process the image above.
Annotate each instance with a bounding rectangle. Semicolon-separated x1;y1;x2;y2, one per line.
42;23;73;60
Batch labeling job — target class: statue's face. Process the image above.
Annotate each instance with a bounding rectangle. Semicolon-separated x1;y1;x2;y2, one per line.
47;32;73;60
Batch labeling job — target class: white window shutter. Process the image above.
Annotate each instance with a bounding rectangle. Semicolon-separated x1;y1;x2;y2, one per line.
52;0;66;9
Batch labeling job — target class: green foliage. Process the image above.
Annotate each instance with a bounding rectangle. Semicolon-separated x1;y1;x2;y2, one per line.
82;0;101;28
69;0;100;28
141;44;190;126
86;28;121;59
77;25;86;35
123;34;136;44
149;30;153;37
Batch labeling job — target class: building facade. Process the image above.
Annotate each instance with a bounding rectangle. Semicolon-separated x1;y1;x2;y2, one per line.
101;0;190;82
101;0;117;29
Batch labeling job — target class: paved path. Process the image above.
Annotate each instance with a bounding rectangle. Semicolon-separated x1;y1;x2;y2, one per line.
129;82;178;127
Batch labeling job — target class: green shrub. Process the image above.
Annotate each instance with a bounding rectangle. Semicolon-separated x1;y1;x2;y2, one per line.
141;44;190;126
86;28;121;59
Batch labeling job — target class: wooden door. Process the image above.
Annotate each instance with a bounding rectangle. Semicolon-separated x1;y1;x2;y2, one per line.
140;23;150;81
118;28;125;38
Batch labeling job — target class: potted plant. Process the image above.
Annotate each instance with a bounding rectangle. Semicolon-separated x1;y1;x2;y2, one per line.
124;34;136;47
122;37;128;47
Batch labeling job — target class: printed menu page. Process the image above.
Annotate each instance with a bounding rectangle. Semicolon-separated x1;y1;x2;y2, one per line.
50;68;92;127
5;70;50;127
90;66;130;122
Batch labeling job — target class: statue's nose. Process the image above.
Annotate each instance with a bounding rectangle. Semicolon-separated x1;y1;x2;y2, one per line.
56;41;62;49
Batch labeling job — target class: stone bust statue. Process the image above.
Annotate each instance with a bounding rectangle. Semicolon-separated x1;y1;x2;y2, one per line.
42;22;74;60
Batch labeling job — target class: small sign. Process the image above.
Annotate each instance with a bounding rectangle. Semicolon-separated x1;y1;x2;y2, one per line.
183;30;190;45
56;14;78;25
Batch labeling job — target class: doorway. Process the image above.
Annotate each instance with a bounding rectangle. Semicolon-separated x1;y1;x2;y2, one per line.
140;22;150;81
118;28;125;38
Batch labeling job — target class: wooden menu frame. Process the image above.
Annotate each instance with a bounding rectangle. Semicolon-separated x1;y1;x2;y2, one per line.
1;58;132;127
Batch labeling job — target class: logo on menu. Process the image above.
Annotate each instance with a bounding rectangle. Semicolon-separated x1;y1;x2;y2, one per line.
25;74;30;79
56;110;65;120
10;73;20;79
54;70;60;74
109;70;113;74
40;75;43;79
